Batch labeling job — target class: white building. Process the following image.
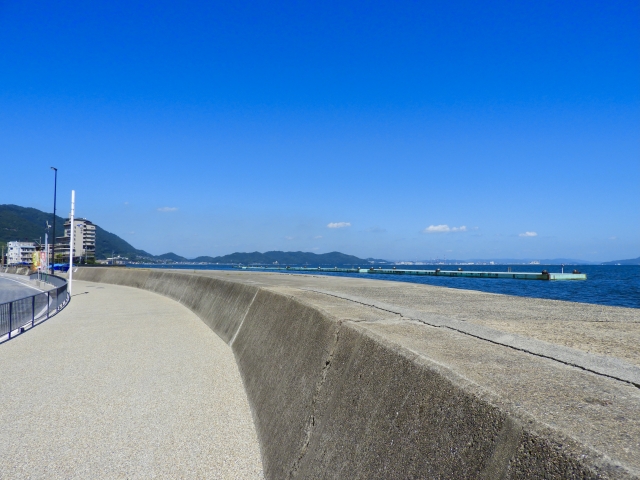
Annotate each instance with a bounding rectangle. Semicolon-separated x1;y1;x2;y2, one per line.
56;218;96;262
7;241;36;265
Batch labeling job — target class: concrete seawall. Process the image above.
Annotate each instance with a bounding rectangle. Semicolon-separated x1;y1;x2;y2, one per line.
1;266;31;275
73;267;640;479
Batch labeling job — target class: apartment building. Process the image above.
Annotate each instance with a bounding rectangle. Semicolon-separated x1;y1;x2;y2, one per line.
56;218;96;262
7;241;36;265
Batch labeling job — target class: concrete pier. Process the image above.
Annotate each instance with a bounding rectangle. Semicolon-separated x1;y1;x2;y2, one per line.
239;265;588;280
0;280;263;479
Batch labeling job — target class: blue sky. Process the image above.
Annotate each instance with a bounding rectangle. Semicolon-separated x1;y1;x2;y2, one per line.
1;1;638;261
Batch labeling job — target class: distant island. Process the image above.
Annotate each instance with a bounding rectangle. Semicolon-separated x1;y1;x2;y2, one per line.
600;257;640;266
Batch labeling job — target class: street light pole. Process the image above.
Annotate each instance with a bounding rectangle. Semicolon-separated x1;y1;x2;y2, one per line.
51;167;57;274
69;190;75;295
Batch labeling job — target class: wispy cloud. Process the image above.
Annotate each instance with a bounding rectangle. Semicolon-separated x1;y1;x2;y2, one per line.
519;231;537;237
285;236;294;240
609;236;617;240
367;226;387;233
157;207;178;212
314;235;323;239
327;222;351;229
423;224;467;233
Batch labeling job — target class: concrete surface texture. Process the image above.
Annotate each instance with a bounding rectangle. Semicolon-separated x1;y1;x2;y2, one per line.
0;279;263;479
70;268;640;479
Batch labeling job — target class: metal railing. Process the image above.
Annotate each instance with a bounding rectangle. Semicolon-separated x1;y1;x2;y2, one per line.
29;272;68;288
0;273;70;341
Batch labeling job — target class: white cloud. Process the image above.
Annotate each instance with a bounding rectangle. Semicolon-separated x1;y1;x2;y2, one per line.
314;235;323;239
423;224;467;233
157;207;178;212
327;222;351;229
424;225;449;233
519;231;538;237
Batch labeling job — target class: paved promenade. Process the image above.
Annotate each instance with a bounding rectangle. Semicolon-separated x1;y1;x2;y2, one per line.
0;273;47;303
0;280;263;479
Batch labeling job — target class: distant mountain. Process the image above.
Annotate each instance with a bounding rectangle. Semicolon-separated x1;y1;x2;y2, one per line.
93;226;153;260
601;257;640;265
365;257;391;264
0;204;152;260
537;258;596;265
7;204;630;266
190;251;380;265
1;205;384;265
1;204;65;244
155;252;188;262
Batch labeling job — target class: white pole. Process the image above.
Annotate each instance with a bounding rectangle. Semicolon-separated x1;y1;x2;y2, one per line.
44;233;49;273
69;190;75;295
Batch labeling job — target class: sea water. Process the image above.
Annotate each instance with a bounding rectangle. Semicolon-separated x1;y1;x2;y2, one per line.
131;264;639;309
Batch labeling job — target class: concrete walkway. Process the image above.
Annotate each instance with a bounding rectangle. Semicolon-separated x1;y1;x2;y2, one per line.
0;280;263;479
0;273;47;303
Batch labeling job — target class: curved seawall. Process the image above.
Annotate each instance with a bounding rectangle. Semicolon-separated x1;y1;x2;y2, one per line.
73;267;640;479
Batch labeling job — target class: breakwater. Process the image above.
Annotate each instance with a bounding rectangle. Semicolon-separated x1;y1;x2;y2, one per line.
238;265;587;280
1;266;31;276
73;267;640;479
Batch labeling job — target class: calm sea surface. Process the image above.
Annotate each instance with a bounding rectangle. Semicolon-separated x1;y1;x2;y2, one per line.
131;264;640;309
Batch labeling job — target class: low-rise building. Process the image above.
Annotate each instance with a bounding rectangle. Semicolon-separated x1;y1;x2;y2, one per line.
7;241;36;265
105;255;128;265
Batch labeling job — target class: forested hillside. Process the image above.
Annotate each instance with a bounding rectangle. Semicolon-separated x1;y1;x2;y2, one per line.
0;204;151;260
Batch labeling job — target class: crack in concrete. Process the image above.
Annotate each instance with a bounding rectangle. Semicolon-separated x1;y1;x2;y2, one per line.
288;320;342;478
302;288;640;390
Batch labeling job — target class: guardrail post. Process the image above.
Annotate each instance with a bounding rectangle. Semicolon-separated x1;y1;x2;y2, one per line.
32;295;35;328
8;302;12;340
47;291;50;319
